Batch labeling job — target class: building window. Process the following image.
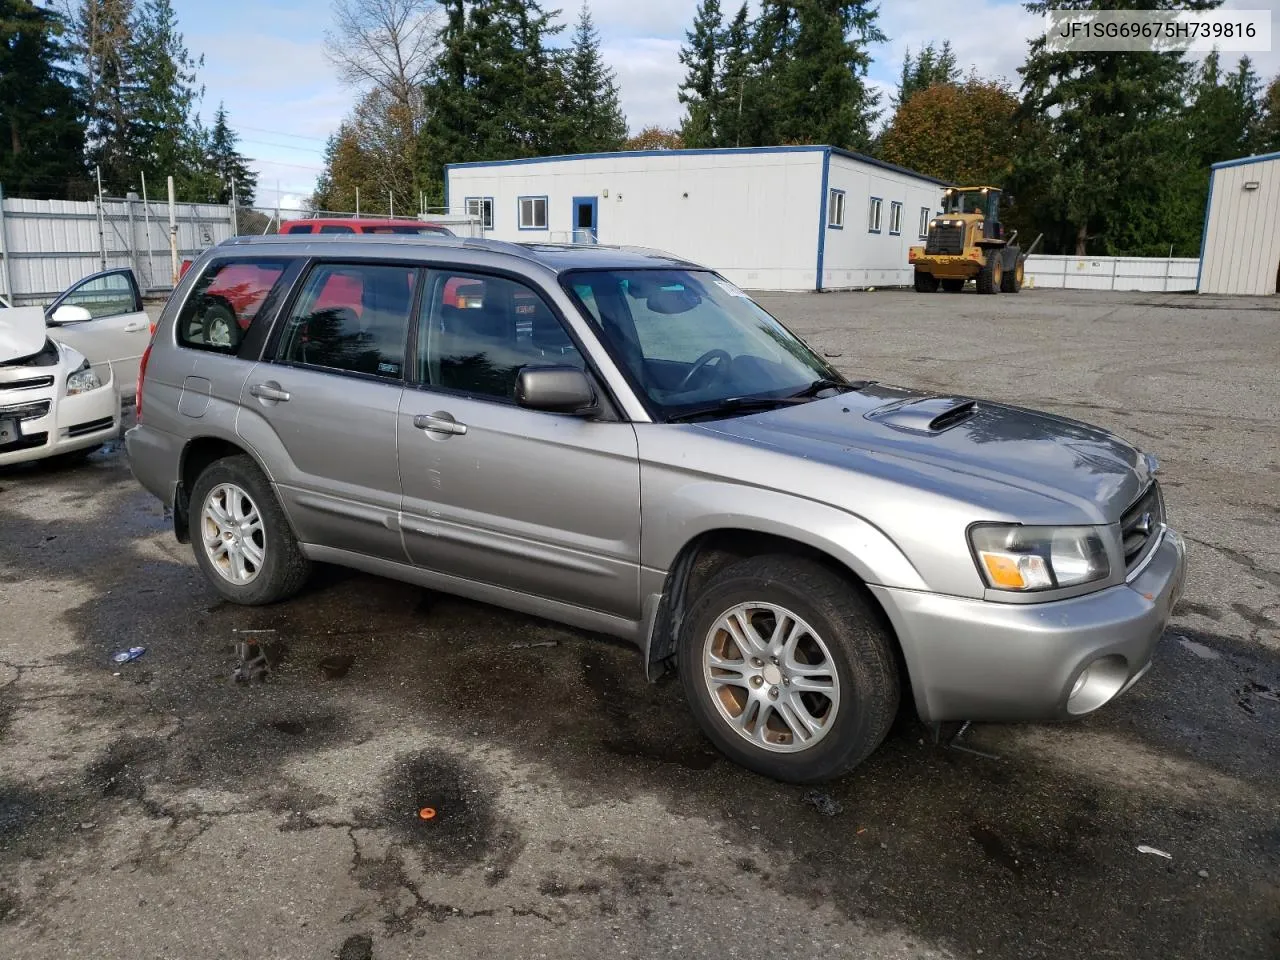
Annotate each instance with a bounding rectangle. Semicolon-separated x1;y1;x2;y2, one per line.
518;196;548;231
827;189;846;229
868;197;882;234
889;201;903;235
918;206;931;239
465;197;494;231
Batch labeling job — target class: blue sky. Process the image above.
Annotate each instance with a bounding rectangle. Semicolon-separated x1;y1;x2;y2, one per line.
172;0;1280;209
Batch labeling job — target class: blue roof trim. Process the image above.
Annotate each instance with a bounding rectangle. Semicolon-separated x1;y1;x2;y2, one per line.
816;148;832;292
444;144;950;187
1196;168;1215;292
1210;150;1280;170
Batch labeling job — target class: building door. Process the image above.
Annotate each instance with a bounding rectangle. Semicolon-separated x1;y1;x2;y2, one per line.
572;196;598;244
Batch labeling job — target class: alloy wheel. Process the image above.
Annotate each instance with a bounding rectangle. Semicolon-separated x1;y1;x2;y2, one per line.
702;602;841;753
201;482;266;584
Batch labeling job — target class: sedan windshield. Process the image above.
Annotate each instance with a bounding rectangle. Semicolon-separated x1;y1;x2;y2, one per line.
562;269;845;420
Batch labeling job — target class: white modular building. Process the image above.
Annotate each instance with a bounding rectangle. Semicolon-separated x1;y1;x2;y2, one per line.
444;146;947;292
1198;150;1280;296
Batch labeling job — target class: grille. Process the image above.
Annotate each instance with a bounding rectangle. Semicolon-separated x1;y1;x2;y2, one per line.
0;399;52;421
0;375;55;391
1120;483;1164;568
925;225;965;255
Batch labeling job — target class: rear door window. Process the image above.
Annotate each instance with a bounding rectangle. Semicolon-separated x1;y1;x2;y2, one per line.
275;262;417;380
178;258;294;354
319;225;355;234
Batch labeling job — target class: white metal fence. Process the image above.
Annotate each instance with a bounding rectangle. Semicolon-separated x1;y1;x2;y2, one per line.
0;193;234;305
0;195;487;307
1023;255;1198;292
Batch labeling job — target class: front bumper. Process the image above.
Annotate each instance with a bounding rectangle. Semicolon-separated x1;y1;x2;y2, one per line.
910;253;982;279
0;376;120;467
870;527;1187;723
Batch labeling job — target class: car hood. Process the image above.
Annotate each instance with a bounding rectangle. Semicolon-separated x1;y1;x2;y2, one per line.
698;384;1152;521
0;307;48;362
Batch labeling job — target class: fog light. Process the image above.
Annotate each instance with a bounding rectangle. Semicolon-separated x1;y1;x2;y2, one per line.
1070;666;1091;700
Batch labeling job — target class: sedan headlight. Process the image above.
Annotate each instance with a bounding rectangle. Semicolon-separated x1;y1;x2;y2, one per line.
66;361;102;396
970;524;1110;591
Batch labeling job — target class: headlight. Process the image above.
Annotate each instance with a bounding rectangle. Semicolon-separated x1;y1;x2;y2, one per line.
66;361;102;396
969;524;1110;591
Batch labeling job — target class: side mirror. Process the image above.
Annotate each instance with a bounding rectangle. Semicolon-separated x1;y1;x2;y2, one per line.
515;365;596;414
48;304;92;325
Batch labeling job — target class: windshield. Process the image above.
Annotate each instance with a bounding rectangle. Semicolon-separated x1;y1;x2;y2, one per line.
562;269;843;420
943;190;991;216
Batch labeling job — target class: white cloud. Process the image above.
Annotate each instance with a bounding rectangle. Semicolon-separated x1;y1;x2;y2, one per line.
566;0;701;39
603;37;686;132
870;0;1042;91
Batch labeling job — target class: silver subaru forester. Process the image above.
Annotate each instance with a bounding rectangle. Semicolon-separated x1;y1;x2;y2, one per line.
126;235;1186;782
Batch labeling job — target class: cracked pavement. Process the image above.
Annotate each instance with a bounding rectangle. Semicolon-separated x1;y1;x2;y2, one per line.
1;288;1277;959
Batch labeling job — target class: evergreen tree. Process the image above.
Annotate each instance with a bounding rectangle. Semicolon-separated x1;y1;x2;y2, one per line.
677;0;722;148
0;0;87;198
1015;0;1218;257
1189;52;1260;166
740;0;796;145
893;40;960;108
419;0;568;204
563;2;627;153
773;0;885;150
204;103;257;205
1255;75;1280;153
713;3;752;148
131;0;203;192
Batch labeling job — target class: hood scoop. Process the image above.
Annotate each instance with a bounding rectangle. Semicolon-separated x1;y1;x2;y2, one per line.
864;396;978;435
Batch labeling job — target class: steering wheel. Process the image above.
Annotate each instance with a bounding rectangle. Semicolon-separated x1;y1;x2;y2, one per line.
676;349;731;392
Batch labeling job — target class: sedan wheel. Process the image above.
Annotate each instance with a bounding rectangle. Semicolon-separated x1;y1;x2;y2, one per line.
703;602;840;752
201;482;266;584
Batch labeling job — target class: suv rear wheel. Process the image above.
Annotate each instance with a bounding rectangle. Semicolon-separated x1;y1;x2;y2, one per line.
189;454;311;605
678;555;900;783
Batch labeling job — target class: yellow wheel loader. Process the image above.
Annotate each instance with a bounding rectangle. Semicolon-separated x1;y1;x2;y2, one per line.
909;187;1036;295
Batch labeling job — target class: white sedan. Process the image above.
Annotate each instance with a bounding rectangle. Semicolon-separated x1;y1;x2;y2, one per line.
41;268;152;401
1;290;131;467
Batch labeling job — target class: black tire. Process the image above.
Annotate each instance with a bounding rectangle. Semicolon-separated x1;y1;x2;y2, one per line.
976;254;1002;294
913;270;939;293
199;300;240;349
941;278;965;293
678;555;900;783
1001;255;1024;293
188;454;311;605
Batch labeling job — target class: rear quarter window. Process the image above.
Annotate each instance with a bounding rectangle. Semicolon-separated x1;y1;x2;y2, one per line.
177;258;294;355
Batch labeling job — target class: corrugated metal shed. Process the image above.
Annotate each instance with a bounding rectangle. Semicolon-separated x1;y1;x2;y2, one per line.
1197;151;1280;296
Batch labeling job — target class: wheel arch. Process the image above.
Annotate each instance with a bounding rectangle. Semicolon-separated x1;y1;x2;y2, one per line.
173;435;280;544
642;523;918;697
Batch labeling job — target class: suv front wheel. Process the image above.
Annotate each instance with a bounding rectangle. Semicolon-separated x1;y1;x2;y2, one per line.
678;555;900;783
189;454;311;605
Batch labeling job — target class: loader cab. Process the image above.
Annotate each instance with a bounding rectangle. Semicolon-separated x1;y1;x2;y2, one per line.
943;187;1003;240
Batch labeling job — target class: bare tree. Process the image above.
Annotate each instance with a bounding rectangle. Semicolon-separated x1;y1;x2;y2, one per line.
324;0;440;130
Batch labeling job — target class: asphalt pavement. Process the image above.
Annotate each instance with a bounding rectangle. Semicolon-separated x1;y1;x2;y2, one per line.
1;287;1276;959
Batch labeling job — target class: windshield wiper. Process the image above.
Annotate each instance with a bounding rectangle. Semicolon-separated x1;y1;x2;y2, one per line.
789;376;865;399
667;395;810;423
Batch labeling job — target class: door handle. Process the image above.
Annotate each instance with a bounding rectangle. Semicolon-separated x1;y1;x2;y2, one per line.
123;322;147;333
413;414;467;436
250;382;291;402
